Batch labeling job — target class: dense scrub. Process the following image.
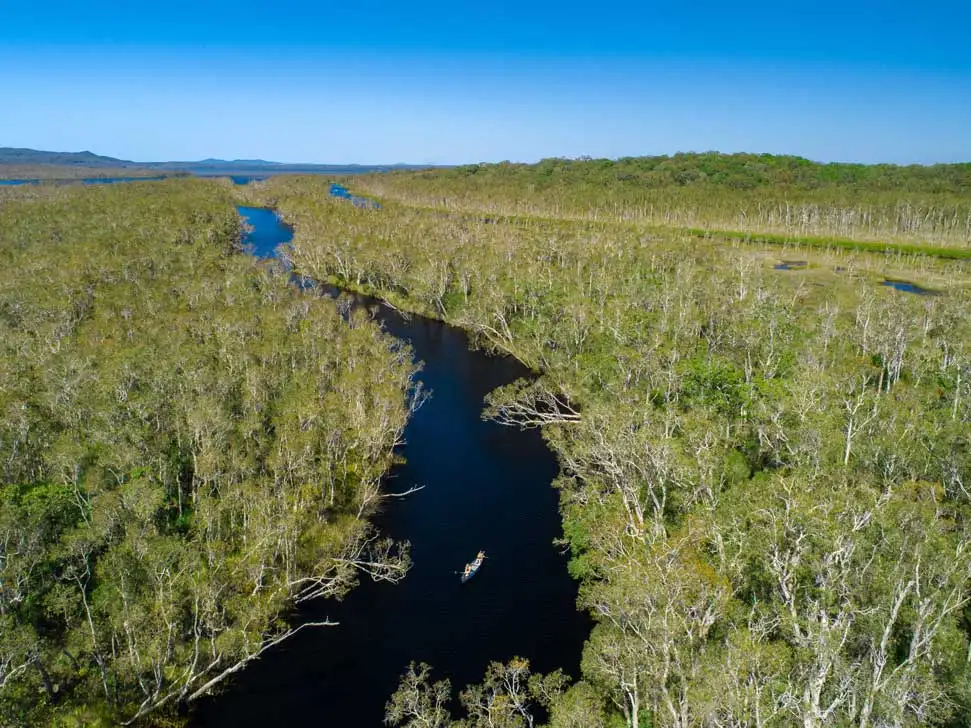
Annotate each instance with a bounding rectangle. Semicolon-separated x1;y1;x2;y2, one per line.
348;153;971;248
0;180;417;725
247;173;971;728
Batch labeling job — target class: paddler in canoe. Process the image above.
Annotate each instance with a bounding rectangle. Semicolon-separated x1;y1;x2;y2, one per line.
461;550;487;582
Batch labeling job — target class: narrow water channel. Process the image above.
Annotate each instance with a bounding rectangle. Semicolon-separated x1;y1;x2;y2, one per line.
189;208;589;726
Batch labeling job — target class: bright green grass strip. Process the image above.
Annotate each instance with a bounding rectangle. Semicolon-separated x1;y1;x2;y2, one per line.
348;190;971;261
685;228;971;259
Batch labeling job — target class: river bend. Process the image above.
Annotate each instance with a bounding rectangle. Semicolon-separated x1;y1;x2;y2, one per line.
189;207;589;726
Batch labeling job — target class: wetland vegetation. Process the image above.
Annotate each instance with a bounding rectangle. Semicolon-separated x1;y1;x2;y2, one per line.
2;153;971;727
241;154;971;728
0;179;417;725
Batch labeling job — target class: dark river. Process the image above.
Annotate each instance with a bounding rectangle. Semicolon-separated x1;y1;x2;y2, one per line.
189;208;589;726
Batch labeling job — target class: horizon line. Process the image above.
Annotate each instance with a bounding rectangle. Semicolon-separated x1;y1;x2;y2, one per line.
3;146;971;169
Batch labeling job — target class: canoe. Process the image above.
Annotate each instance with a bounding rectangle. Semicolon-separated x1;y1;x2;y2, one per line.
460;551;486;583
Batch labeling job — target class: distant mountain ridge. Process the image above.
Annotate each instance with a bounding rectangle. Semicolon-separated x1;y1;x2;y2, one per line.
0;147;439;174
0;147;138;167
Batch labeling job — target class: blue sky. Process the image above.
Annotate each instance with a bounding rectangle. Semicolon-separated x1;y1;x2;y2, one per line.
1;1;969;164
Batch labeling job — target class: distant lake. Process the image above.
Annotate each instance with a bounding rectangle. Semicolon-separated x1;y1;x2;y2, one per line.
229;175;271;185
82;175;169;184
0;176;169;185
236;207;293;257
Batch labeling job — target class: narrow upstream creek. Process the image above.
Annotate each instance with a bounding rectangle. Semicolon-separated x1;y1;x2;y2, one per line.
189;207;589;726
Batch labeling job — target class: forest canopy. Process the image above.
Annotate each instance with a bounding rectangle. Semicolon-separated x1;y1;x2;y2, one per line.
3;153;971;727
347;153;971;249
444;153;971;194
243;167;971;728
0;180;417;725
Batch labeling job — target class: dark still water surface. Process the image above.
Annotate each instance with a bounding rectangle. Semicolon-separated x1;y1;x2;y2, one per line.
190;210;589;726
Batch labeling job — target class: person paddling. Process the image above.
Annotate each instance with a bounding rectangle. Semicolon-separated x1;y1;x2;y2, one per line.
460;550;486;582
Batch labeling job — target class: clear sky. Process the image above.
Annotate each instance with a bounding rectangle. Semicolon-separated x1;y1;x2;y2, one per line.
1;1;969;165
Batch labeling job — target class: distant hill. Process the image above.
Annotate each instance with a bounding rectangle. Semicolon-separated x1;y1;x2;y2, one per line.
0;147;441;176
0;147;138;167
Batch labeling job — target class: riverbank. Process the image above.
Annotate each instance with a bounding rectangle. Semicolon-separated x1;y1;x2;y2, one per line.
233;174;971;728
189;203;589;727
265;201;546;372
0;179;427;727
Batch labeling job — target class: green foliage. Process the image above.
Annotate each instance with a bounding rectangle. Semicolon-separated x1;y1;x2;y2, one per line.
678;356;751;416
250;170;971;728
405;153;971;195
0;180;416;724
349;152;971;250
385;658;570;728
721;451;751;486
